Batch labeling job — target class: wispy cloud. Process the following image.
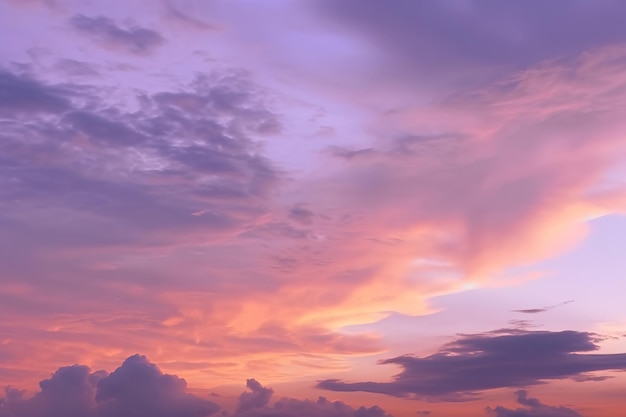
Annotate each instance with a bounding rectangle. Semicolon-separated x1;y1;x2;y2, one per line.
69;14;164;54
512;300;575;314
233;378;392;417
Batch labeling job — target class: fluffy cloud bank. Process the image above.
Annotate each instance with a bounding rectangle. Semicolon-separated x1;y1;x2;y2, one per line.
0;355;219;417
0;357;392;417
232;378;391;417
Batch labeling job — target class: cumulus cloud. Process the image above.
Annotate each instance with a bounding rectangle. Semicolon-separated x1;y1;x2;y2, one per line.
317;330;626;401
0;355;219;417
0;359;394;417
486;390;584;417
236;379;273;413
69;14;164;54
232;379;392;417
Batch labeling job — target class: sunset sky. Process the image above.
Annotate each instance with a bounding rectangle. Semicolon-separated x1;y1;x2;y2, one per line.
1;1;626;416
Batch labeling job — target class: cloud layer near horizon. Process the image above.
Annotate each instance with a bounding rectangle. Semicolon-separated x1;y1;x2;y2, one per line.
0;355;220;417
318;329;626;401
486;390;584;417
0;356;392;417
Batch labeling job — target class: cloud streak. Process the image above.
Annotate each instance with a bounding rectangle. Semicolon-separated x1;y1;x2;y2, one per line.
69;14;164;54
512;300;575;314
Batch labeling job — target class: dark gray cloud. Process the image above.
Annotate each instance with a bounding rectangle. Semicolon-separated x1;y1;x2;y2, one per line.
317;330;626;401
69;14;164;54
233;379;392;417
0;355;219;417
486;390;584;417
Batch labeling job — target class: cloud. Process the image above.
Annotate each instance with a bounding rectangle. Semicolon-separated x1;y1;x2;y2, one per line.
486;390;584;417
0;68;280;249
69;14;164;54
165;2;218;31
250;42;626;331
316;0;626;84
236;379;273;413
0;359;394;417
96;355;220;417
0;355;219;417
233;379;392;417
0;71;70;113
512;300;575;314
317;329;626;401
288;205;315;225
54;59;100;77
4;1;626;397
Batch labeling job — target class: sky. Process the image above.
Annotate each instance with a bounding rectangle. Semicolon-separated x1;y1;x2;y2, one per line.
1;1;626;416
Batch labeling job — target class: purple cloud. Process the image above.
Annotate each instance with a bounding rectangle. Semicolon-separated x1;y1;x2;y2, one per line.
318;330;626;401
0;68;280;251
69;14;164;54
0;71;70;113
0;355;219;417
236;379;273;413
512;300;575;314
486;390;584;417
53;59;99;77
233;379;392;417
0;359;393;417
165;2;218;31
316;0;626;83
